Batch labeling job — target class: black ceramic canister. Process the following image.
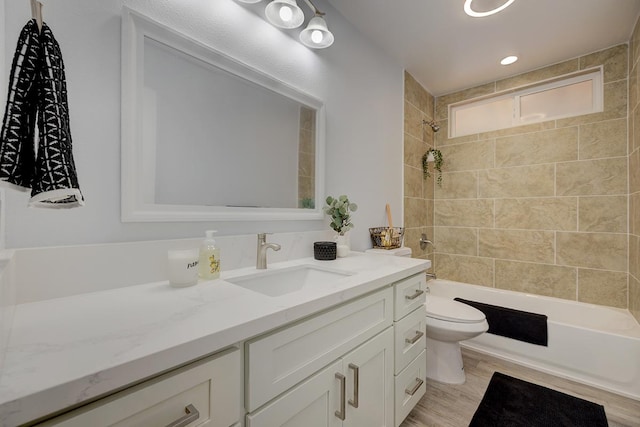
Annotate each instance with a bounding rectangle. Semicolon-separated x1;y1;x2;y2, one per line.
314;241;337;261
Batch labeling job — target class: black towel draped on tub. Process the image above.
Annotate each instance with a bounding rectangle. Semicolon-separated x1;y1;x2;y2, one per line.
454;298;548;346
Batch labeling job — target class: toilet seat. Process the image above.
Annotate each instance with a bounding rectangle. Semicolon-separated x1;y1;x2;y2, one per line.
425;295;485;324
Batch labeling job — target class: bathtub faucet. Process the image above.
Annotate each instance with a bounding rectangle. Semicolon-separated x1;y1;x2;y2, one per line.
425;272;437;281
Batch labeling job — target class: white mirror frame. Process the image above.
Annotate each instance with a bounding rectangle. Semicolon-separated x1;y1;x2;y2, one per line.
121;7;326;222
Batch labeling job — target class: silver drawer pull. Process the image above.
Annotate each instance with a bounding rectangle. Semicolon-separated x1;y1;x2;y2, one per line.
405;330;424;345
335;373;346;421
165;404;200;427
348;363;359;408
405;289;424;300
405;378;424;396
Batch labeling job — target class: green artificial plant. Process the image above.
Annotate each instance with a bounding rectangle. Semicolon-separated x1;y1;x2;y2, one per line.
422;148;444;186
323;195;358;235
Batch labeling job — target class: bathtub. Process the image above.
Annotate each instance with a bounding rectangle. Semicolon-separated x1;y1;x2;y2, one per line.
428;279;640;401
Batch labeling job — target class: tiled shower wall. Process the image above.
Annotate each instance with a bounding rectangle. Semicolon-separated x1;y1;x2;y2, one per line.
403;72;435;271
629;18;640;322
428;44;631;309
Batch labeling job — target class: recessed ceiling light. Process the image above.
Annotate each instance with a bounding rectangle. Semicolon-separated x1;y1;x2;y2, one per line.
464;0;516;18
500;55;518;65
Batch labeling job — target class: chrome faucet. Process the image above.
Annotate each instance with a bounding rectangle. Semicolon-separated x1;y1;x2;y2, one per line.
257;233;281;269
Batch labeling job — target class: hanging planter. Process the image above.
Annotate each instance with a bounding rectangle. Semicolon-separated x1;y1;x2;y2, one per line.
422;148;444;186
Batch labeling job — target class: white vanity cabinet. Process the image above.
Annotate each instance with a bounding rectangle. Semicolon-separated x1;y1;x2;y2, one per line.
245;287;394;427
37;348;242;427
392;274;427;427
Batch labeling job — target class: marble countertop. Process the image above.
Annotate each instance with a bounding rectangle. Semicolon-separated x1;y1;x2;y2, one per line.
0;252;429;426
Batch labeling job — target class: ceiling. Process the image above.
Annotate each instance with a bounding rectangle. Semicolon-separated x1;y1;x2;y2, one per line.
326;0;640;96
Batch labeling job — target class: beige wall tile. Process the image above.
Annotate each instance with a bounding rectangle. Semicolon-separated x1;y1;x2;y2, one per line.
435;82;496;121
405;71;433;117
434;171;478;199
580;44;628;83
435;253;494;287
404;133;426;169
298;151;314;177
434;199;494;227
579;196;627;233
579;119;627;160
633;18;640;67
630;234;640;280
405;227;428;259
439;140;494;172
630;274;640;324
578;269;628;308
630;149;640;194
299;106;315;131
404;197;427;229
557;80;627;127
434;227;478;256
628;106;640;154
435;120;479;147
495;198;577;231
426;199;434;228
479;229;555;263
630;63;638;114
630;105;636;156
557;232;628;272
556;157;627;196
299;128;315;154
404;165;423;199
479;164;555;198
495;260;576;300
478;121;555;140
495;127;578;167
630;192;640;236
424;170;435;200
404;101;423;140
495;59;580;92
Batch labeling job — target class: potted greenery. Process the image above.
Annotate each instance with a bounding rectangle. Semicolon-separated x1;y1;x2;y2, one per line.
323;195;358;257
422;148;444;186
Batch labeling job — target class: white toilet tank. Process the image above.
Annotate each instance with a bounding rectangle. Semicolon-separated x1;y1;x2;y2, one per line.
364;247;412;257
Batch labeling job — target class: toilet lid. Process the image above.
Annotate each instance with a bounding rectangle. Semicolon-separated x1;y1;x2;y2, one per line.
425;295;486;323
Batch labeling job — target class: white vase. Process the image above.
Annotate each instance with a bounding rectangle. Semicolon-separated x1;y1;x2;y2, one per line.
335;233;350;257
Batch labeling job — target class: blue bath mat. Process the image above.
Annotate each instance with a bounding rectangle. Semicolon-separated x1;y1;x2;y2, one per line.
469;372;608;427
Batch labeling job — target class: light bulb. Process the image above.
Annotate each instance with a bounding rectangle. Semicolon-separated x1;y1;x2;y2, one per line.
279;5;293;22
311;30;324;44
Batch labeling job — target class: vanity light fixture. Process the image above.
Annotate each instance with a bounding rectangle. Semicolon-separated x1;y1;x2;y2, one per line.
237;0;335;49
500;55;518;65
265;0;305;29
464;0;516;17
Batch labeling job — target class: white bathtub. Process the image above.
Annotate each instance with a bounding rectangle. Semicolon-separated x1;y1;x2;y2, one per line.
429;279;640;401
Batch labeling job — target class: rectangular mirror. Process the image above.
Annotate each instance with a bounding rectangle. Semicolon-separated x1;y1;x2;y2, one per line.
121;8;325;222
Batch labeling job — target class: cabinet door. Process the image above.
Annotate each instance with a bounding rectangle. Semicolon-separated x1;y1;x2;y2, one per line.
343;328;394;427
247;360;343;427
38;348;241;427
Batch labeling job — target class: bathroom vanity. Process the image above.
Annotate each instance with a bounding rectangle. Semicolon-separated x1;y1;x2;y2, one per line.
0;245;429;427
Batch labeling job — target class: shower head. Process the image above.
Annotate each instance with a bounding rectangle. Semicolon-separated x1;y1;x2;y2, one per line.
422;119;440;133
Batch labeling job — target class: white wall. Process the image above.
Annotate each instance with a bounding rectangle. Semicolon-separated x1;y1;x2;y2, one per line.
2;0;403;251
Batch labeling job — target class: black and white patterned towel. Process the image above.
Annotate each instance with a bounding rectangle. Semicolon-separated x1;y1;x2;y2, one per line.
0;19;84;208
0;19;40;192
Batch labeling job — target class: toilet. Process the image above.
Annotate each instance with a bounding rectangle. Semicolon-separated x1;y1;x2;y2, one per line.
424;295;488;384
364;247;488;384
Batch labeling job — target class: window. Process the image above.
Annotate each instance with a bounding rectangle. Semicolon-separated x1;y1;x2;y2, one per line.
449;67;603;138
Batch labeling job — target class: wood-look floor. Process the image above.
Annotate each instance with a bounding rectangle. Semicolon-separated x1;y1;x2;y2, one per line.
400;348;640;427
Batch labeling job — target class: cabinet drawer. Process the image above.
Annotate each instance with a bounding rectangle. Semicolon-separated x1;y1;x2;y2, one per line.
394;306;426;374
394;350;426;427
38;348;241;427
394;274;427;321
246;287;393;411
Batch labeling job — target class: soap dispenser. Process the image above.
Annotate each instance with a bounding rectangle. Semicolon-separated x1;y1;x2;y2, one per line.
199;230;220;280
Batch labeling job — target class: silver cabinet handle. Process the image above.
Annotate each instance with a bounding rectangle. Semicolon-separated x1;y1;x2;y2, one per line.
405;330;424;345
405;378;425;396
165;404;200;427
335;373;346;421
348;363;359;408
405;289;424;300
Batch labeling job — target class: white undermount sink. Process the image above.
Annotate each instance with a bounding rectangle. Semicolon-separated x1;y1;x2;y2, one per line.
226;265;354;297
